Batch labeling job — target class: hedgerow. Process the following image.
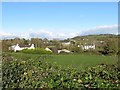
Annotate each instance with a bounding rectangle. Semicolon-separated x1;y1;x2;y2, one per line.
2;53;120;89
20;48;53;54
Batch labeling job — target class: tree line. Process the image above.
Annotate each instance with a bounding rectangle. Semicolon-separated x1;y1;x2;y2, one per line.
1;35;119;56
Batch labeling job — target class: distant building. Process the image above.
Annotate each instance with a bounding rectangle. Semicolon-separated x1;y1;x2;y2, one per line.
45;47;52;52
58;49;71;54
61;42;71;49
45;46;58;53
61;42;70;46
9;44;35;52
81;43;95;50
45;46;71;54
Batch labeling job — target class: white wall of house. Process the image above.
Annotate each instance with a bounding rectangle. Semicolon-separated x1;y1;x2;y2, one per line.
45;47;52;52
28;44;35;49
14;44;22;52
62;42;70;46
9;45;16;51
81;44;95;50
9;44;35;52
58;49;71;53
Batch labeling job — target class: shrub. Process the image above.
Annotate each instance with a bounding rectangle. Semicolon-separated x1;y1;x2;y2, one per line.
20;48;53;54
2;53;120;89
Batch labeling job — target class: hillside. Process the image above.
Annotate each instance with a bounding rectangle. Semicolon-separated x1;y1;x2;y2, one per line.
60;34;118;45
71;34;118;41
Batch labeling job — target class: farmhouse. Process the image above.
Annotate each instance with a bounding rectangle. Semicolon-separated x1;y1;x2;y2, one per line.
62;42;70;45
58;49;71;54
81;43;95;50
45;47;52;52
45;46;58;53
45;46;71;54
9;44;35;52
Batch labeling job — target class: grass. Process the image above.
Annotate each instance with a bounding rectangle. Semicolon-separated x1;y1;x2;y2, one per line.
5;52;118;70
46;54;118;70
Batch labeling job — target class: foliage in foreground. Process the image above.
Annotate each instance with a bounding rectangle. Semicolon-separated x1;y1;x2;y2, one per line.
2;53;120;89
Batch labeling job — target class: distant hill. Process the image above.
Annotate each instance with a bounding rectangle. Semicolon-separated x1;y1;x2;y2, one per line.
60;34;118;45
67;34;117;41
72;34;117;40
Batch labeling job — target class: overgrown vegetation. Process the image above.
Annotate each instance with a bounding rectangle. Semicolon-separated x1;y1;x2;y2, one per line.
2;52;120;89
20;48;53;54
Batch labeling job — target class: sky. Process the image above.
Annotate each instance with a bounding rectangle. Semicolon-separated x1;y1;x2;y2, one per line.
2;0;120;2
1;2;118;40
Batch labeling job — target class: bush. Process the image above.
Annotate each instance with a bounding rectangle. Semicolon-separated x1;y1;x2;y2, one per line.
2;53;120;89
20;48;53;54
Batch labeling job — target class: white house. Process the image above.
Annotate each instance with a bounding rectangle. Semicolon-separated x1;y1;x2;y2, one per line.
9;44;35;52
45;47;52;52
58;49;71;54
81;44;95;50
61;42;71;46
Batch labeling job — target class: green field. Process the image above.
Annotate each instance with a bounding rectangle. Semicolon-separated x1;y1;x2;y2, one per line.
46;54;118;70
9;52;118;70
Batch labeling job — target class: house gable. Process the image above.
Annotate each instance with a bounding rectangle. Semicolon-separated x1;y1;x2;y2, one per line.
9;44;35;52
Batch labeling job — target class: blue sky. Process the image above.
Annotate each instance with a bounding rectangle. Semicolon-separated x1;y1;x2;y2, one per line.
1;2;118;39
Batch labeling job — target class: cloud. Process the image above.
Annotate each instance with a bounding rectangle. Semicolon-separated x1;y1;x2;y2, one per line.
0;30;17;39
81;24;118;35
29;30;53;39
0;29;80;40
28;30;80;40
0;24;118;40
